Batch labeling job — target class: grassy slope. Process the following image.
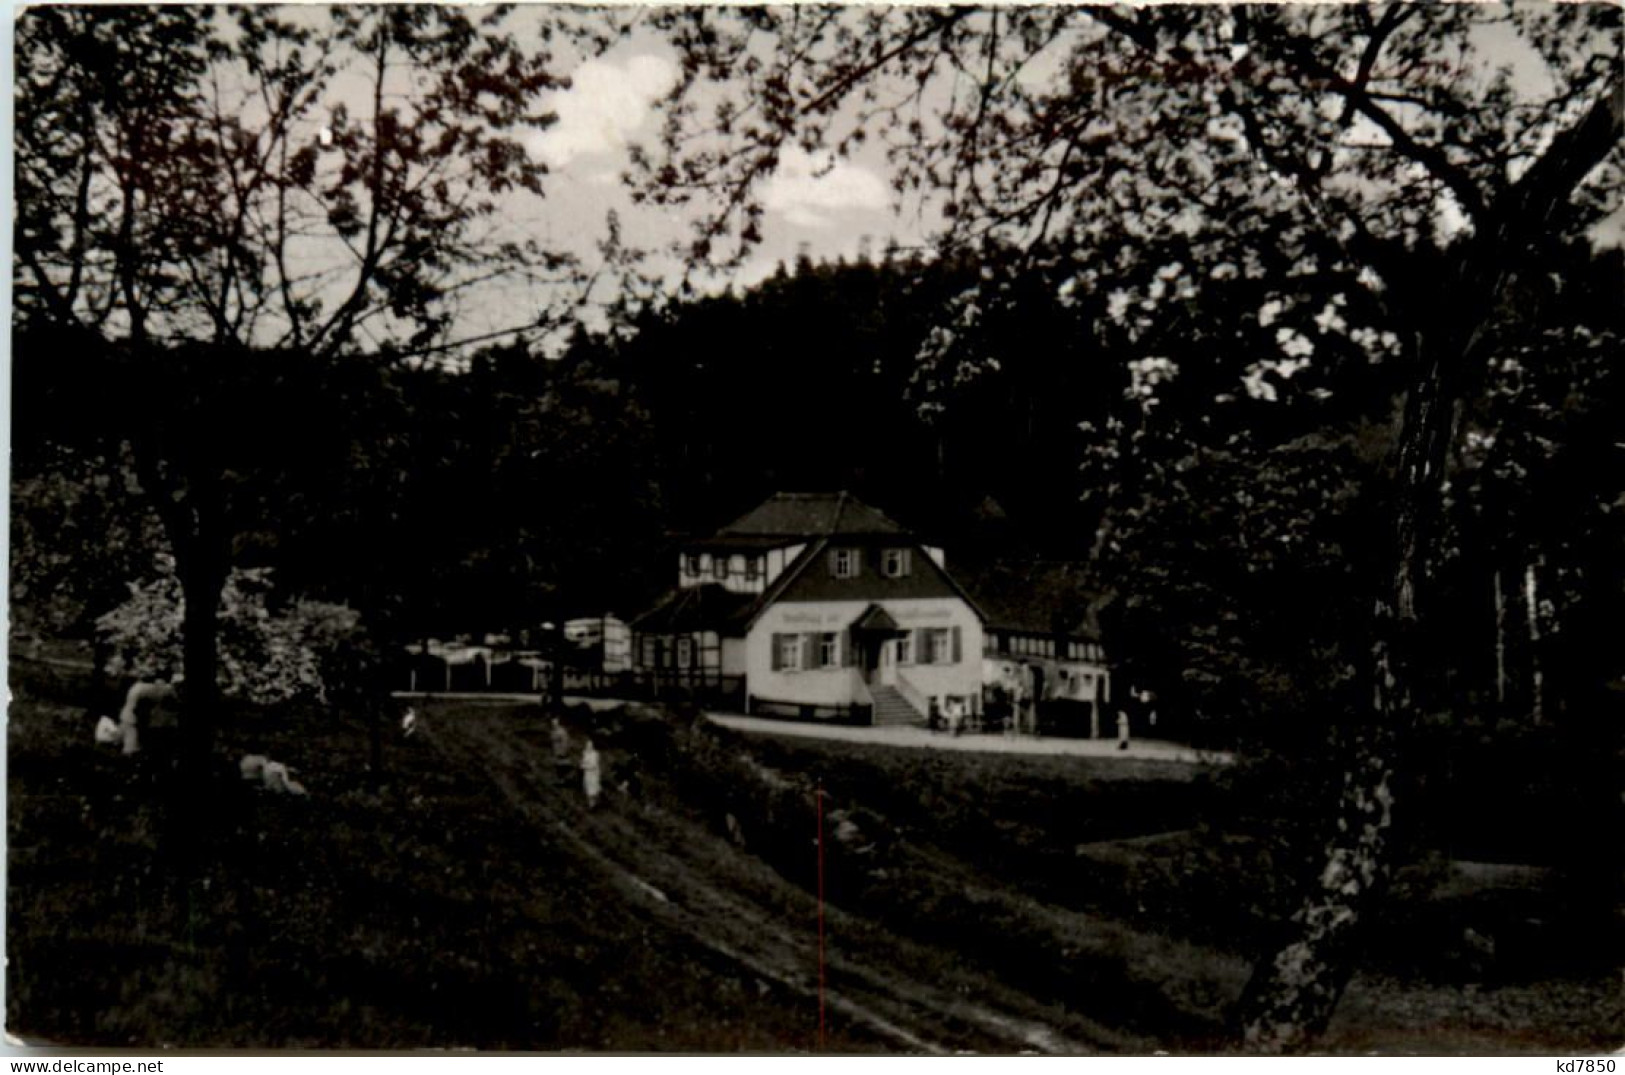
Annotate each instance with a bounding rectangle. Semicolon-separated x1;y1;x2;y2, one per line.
736;732;1622;1053
7;685;878;1050
9;660;1619;1053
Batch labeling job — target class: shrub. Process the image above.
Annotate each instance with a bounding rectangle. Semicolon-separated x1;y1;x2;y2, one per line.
95;554;364;705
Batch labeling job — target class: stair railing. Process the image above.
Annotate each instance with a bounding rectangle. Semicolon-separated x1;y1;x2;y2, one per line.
849;667;874;710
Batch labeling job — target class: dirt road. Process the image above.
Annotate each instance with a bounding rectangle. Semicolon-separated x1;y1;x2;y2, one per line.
420;707;1141;1054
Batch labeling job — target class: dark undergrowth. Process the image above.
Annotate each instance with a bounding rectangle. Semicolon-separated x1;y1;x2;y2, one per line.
604;704;1621;1052
7;670;879;1050
9;649;1620;1053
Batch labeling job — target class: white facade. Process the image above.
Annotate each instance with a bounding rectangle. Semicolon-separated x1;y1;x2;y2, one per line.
984;655;1110;703
565;615;632;672
745;597;983;713
721;636;748;677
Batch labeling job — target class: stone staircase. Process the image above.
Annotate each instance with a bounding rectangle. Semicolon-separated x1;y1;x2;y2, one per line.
869;684;924;727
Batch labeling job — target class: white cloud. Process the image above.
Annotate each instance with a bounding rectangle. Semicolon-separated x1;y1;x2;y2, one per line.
529;53;677;170
761;147;890;229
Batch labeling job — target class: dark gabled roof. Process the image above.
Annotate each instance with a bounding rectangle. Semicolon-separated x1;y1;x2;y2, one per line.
956;560;1110;640
740;536;988;630
850;603;902;632
643;495;989;636
716;491;907;540
630;584;758;634
686;533;804;553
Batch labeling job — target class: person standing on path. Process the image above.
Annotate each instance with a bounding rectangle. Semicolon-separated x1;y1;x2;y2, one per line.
581;737;602;810
1116;709;1131;752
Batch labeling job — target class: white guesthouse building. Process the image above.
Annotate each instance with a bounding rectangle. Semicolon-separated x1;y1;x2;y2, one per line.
630;492;985;724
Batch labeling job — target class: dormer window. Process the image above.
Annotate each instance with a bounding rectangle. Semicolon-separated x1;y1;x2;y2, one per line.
882;548;912;578
831;547;859;579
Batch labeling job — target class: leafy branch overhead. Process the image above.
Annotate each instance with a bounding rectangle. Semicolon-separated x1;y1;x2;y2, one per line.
641;6;1620;270
14;5;589;358
631;2;1622;1053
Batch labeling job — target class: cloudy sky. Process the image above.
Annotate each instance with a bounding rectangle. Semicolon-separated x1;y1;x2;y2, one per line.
425;18;928;348
229;6;1624;354
523;30;910;278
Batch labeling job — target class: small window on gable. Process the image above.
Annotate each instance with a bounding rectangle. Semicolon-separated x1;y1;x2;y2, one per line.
831;547;859;579
882;548;912;578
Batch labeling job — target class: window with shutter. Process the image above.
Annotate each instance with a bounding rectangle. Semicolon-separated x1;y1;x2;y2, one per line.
951;626;962;663
770;634;784;671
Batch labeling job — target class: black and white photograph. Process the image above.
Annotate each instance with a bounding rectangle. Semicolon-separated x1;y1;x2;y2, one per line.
8;1;1623;1055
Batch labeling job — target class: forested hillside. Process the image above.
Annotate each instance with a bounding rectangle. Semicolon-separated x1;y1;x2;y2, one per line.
16;244;1619;746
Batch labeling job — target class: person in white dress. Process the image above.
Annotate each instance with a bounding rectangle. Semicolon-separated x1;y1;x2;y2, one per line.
581;738;602;810
118;676;176;756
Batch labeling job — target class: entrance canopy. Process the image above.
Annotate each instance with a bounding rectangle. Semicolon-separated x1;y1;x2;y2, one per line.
849;603;906;636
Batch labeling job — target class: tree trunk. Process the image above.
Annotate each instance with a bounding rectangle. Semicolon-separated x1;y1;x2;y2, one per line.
1237;80;1620;1054
177;541;228;776
130;422;233;811
1239;331;1459;1053
1524;558;1544;725
1492;568;1507;706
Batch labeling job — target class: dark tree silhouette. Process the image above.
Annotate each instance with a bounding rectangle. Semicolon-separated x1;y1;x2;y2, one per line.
633;3;1623;1048
14;5;578;775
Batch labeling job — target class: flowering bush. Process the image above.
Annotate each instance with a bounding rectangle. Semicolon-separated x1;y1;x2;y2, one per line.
95;554;364;705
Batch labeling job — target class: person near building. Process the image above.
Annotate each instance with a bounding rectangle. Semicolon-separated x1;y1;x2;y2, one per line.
581;737;602;810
